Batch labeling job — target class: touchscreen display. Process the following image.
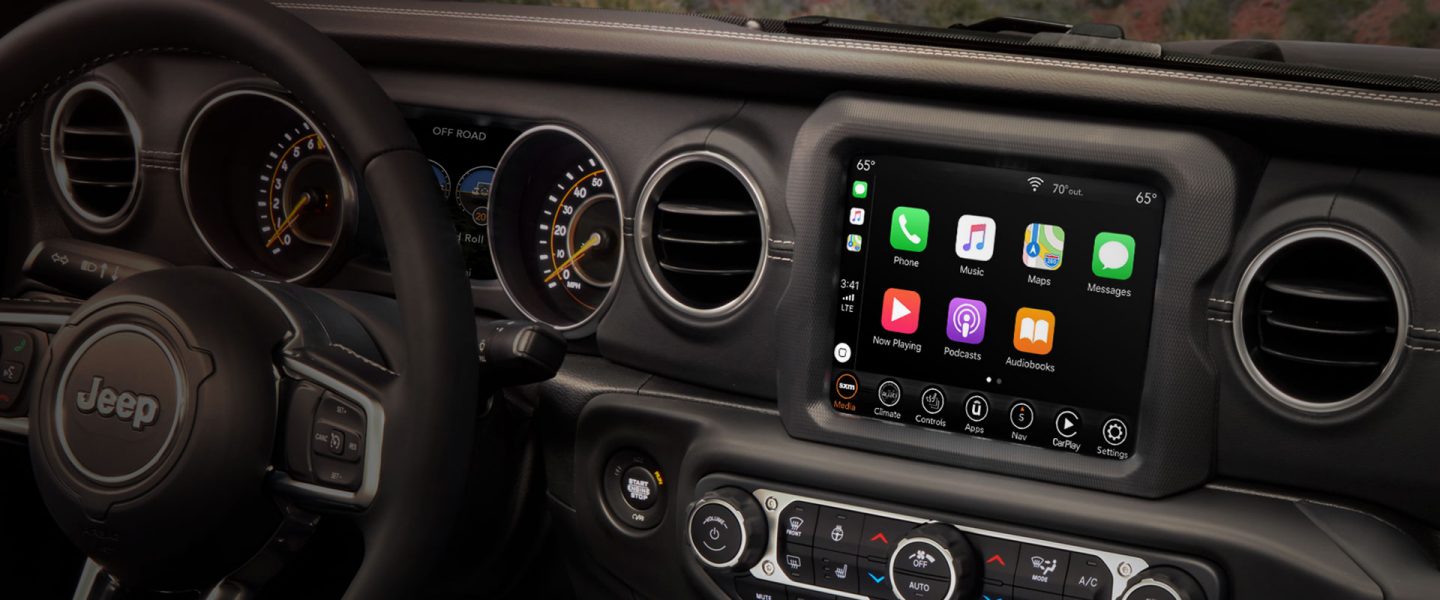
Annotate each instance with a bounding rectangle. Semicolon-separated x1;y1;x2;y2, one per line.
830;156;1164;460
406;110;522;280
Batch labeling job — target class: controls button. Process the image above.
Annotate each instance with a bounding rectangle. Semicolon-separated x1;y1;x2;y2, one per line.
980;582;1013;600
690;502;745;567
787;588;836;600
835;373;859;400
779;502;818;546
965;394;989;422
919;387;945;415
814;548;859;593
1009;402;1034;430
780;543;814;584
0;361;23;384
621;466;660;511
1063;553;1112;600
734;577;786;600
1054;410;1081;439
859;557;893;599
892;571;951;600
1015;544;1069;594
877;380;902;407
312;458;361;491
815;507;863;554
1102;418;1128;446
893;538;953;581
971;535;1019;585
1011;587;1062;600
859;515;912;560
833;342;852;364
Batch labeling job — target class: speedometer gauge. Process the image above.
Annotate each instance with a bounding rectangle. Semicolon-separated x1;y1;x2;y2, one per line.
489;126;623;332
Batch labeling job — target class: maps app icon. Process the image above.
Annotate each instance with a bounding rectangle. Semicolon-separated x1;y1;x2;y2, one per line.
1022;223;1065;270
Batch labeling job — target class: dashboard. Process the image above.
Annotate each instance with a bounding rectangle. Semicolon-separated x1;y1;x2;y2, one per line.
6;2;1440;600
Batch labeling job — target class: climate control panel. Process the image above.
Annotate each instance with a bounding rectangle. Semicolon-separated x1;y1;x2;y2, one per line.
687;487;1217;600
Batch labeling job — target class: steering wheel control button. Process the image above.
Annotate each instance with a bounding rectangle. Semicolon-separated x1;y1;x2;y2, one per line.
815;548;860;593
1009;401;1034;430
780;501;818;546
1102;418;1129;446
971;535;1020;585
1055;410;1081;439
621;466;660;511
964;394;989;422
815;507;863;553
0;329;35;411
877;379;902;407
311;393;367;488
779;543;815;584
687;488;766;571
1016;543;1069;594
919;386;946;415
0;360;23;384
603;450;666;530
1120;567;1205;600
1064;553;1113;599
859;515;912;560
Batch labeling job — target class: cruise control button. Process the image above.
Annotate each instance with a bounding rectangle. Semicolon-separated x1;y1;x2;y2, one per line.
965;394;989;422
893;571;951;600
971;535;1019;584
1009;402;1034;430
621;466;659;511
878;380;902;407
689;502;744;566
815;507;862;554
312;426;344;457
780;543;814;584
340;429;364;462
1102;418;1128;446
1015;544;1068;594
859;515;911;560
312;458;361;490
1054;410;1080;439
919;387;945;415
779;502;818;546
1063;553;1111;599
814;548;859;593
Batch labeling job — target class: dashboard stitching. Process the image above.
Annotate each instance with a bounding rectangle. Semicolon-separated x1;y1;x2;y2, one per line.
1206;317;1233;324
1404;344;1440;353
274;2;1440;109
330;342;397;376
143;164;180;172
1207;297;1234;305
766;255;792;263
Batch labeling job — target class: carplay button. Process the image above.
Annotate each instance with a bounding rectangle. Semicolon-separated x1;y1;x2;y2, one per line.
1055;409;1080;439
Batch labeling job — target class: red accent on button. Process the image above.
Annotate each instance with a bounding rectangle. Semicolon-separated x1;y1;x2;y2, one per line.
986;554;1007;567
870;532;889;545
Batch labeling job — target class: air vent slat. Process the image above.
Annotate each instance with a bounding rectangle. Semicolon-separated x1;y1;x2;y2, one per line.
52;84;138;227
640;154;765;314
1238;230;1402;410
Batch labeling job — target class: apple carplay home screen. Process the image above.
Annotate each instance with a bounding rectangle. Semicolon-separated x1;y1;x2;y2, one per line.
829;155;1164;460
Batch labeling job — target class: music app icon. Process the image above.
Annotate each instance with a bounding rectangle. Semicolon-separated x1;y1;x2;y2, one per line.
955;215;997;261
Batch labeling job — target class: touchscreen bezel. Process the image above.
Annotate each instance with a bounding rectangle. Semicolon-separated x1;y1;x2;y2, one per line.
776;95;1239;497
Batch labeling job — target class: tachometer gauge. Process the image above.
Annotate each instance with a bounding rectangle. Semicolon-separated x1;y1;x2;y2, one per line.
183;90;355;282
488;126;623;332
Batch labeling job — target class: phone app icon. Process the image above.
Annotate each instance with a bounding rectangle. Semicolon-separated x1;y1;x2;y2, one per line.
1092;232;1136;280
1013;308;1055;355
889;207;929;252
881;288;922;334
849;207;866;225
846;234;863;253
1022;223;1065;270
954;215;996;262
946;298;987;344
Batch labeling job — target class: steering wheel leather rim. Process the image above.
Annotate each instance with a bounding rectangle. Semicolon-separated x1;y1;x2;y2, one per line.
0;0;479;597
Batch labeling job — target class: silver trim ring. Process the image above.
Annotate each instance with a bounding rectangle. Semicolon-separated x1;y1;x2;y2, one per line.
180;89;358;284
889;534;958;600
487;124;625;333
1232;227;1408;415
635;150;769;318
54;324;187;486
1120;578;1183;600
689;497;749;570
48;81;142;230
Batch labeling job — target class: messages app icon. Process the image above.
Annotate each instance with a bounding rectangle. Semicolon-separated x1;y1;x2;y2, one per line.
889;207;930;252
1092;232;1136;280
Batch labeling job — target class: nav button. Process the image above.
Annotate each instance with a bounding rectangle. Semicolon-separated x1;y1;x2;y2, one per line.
920;387;946;415
1055;410;1081;439
965;394;990;422
878;380;902;407
1009;401;1034;430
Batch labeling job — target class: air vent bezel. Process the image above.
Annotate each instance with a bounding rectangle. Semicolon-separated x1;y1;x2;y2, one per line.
1232;227;1408;415
635;151;769;319
48;80;142;232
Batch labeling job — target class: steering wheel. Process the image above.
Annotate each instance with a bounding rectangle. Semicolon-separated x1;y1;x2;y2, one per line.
0;0;478;598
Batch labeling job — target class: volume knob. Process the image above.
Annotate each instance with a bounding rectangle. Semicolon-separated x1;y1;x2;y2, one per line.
888;523;978;600
686;487;767;572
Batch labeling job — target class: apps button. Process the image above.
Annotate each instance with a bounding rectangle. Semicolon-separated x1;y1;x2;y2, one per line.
946;297;987;344
1055;410;1081;439
877;380;902;407
889;207;930;252
1022;223;1066;270
965;394;990;422
1009;401;1034;430
882;288;922;334
920;387;946;415
1013;308;1055;355
955;214;997;261
1092;232;1136;280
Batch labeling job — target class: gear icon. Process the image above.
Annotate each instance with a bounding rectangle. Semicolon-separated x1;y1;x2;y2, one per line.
1103;419;1128;446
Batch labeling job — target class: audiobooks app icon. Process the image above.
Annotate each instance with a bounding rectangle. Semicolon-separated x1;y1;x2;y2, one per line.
1013;308;1055;355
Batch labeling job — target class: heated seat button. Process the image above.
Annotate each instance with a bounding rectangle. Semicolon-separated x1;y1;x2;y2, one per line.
971;535;1019;584
1014;544;1068;594
815;507;863;554
779;501;818;546
620;466;659;510
779;543;814;584
892;572;950;600
859;515;912;560
1063;553;1111;600
813;548;859;593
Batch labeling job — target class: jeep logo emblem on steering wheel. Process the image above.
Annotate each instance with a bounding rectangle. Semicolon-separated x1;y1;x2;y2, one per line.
75;376;160;431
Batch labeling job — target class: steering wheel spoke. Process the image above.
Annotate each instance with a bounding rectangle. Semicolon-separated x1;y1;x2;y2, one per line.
72;559;122;600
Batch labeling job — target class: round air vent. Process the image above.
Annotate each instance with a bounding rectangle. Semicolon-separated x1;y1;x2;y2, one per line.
637;152;767;316
49;82;141;229
1234;228;1406;414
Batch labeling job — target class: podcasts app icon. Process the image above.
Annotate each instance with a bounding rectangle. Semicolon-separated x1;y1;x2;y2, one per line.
946;298;987;345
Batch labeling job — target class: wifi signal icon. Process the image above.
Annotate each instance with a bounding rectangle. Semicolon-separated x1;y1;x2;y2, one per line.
1026;177;1045;192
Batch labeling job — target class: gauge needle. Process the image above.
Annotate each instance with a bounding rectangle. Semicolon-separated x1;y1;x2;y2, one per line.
546;232;602;283
266;193;312;249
